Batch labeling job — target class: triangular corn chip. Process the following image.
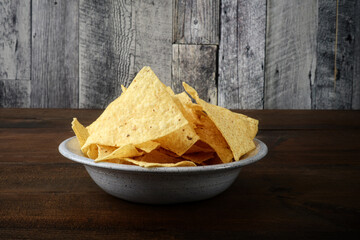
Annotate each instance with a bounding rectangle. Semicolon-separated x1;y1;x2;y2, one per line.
95;144;143;162
83;67;191;150
183;82;256;161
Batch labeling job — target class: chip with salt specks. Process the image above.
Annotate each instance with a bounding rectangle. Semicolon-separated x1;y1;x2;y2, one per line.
83;67;190;150
154;124;199;156
71;66;259;168
97;145;117;159
183;82;256;161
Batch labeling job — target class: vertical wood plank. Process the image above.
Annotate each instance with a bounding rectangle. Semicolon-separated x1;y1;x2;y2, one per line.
134;0;172;86
0;80;30;107
0;0;31;108
0;0;31;80
237;0;266;109
314;0;356;109
31;0;79;108
218;0;266;109
218;0;238;108
172;44;217;104
352;1;360;109
264;0;317;109
80;0;172;108
173;0;219;44
79;0;135;108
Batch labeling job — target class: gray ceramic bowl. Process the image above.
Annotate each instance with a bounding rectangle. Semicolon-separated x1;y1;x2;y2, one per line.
59;137;267;204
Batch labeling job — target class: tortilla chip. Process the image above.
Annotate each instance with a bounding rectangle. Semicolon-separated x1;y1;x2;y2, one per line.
183;82;256;161
97;145;117;159
155;124;199;156
236;113;259;139
166;86;175;96
110;158;196;168
182;152;214;164
185;141;215;154
86;144;98;159
174;92;202;126
135;141;160;153
135;148;180;163
95;144;143;162
194;111;234;163
121;85;127;93
83;67;190;150
71;118;89;147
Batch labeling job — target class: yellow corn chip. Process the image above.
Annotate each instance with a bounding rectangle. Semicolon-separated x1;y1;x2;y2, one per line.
71;118;89;147
110;158;196;168
155;124;199;156
182;152;214;164
195;111;233;163
95;144;143;162
121;85;127;92
83;67;190;150
236;113;259;139
135;141;160;153
86;144;98;159
183;82;256;161
97;145;117;159
135;149;180;163
174;92;202;126
185;141;214;154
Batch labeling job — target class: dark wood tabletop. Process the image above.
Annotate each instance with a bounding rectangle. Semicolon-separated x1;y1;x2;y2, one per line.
1;109;359;239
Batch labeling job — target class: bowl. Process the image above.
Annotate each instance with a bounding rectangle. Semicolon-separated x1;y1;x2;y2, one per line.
59;137;267;204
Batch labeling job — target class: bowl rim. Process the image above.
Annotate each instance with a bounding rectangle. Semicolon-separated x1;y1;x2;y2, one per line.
59;136;267;173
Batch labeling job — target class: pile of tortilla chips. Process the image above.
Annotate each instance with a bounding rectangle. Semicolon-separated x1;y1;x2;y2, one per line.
72;67;258;168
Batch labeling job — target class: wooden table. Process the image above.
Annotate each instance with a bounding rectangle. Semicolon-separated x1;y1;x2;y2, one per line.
1;109;359;239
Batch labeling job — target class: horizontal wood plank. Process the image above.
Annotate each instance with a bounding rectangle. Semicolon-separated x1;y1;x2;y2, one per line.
0;79;30;107
0;109;359;239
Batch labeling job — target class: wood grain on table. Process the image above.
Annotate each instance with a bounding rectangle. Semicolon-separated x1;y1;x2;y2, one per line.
0;109;359;239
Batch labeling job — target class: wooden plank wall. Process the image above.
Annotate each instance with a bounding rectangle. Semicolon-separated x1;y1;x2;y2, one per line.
0;0;359;109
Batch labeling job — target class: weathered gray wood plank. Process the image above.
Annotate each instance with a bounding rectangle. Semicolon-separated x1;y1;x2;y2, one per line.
0;79;30;108
313;0;357;109
134;0;172;86
218;0;266;109
80;0;172;108
352;0;360;110
79;0;135;108
173;0;219;44
172;44;217;104
264;0;317;109
218;0;238;108
0;0;31;79
31;0;79;108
